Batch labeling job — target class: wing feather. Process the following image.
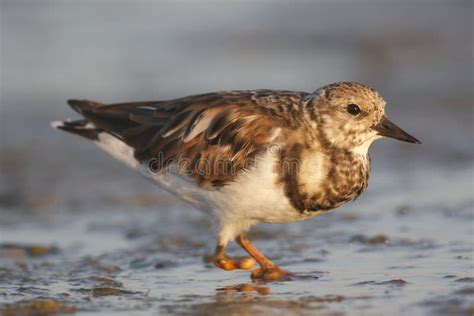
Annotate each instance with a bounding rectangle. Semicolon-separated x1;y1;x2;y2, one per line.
76;90;307;188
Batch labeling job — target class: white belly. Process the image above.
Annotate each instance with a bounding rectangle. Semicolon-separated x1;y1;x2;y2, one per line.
208;151;313;224
92;133;324;245
94;133;323;224
141;151;318;224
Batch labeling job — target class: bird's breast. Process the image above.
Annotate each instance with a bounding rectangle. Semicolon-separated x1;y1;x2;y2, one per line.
278;144;370;213
311;153;370;210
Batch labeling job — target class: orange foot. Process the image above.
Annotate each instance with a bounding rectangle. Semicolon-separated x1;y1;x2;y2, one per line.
250;267;292;281
214;256;256;271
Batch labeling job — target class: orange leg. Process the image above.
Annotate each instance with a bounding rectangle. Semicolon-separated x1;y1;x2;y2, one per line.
235;233;291;281
213;244;256;271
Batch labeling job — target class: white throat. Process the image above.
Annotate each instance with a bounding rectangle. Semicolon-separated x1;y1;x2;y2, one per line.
351;135;380;156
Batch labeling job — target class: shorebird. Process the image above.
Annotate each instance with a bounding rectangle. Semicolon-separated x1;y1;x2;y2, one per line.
52;82;420;281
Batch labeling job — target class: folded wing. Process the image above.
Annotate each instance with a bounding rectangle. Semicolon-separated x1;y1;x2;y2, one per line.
66;91;305;188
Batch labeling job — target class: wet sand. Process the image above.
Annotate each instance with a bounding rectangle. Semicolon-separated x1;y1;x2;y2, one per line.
0;164;473;315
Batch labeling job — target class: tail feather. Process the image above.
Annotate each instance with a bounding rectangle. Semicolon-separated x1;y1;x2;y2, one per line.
67;99;103;114
51;119;100;140
53;98;159;143
52;100;139;168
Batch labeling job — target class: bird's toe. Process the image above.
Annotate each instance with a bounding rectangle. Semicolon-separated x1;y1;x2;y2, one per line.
250;267;292;281
214;257;256;271
238;257;257;270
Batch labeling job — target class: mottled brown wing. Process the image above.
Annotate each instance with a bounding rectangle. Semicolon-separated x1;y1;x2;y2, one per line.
71;91;307;188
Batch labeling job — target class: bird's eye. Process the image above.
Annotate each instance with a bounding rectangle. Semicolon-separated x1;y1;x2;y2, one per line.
347;103;361;116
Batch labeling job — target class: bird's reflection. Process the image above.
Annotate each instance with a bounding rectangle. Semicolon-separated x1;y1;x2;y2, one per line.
215;271;321;301
216;281;271;296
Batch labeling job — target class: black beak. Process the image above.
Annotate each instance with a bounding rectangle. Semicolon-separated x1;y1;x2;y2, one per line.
374;116;422;144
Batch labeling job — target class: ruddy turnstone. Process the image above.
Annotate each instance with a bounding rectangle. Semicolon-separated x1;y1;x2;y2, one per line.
52;82;420;281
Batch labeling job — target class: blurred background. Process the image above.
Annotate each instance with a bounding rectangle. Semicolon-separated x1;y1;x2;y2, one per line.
1;0;472;210
0;1;472;315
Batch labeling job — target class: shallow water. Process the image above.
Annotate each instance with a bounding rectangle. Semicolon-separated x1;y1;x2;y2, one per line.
1;1;473;315
1;165;473;315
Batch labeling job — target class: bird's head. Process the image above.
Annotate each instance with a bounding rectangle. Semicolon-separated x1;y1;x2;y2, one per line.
308;82;421;154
